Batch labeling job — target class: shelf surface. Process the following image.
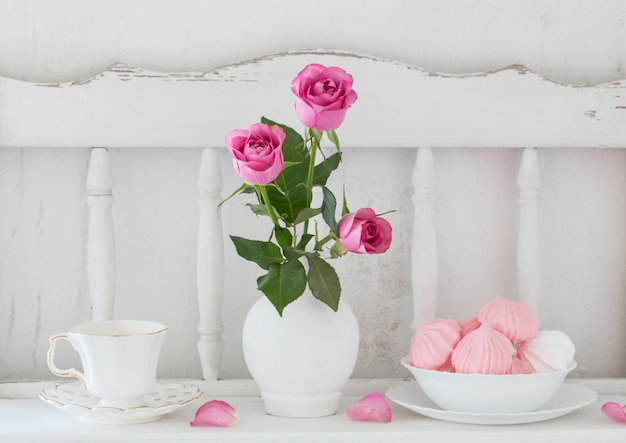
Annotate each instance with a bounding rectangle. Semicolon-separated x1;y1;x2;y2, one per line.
1;378;625;442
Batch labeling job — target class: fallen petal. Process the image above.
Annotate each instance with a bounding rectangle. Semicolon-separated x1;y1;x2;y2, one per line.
190;400;238;427
345;392;392;423
601;402;626;423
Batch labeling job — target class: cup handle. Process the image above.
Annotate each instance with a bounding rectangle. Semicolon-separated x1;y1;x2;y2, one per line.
47;333;86;388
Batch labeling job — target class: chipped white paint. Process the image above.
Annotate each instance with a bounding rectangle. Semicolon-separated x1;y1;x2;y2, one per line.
0;53;624;150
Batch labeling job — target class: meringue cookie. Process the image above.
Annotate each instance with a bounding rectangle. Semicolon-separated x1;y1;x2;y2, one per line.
510;357;528;374
478;296;538;342
451;323;514;374
517;330;575;372
409;318;461;370
459;316;481;337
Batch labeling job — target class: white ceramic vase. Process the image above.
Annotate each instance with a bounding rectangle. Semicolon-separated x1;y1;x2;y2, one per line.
242;290;359;418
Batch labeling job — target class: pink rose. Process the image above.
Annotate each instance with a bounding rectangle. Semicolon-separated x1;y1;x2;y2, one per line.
291;64;358;131
338;208;392;254
225;123;286;185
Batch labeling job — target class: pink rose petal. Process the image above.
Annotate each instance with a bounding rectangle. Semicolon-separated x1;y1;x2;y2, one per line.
345;392;392;423
190;400;238;427
601;402;626;423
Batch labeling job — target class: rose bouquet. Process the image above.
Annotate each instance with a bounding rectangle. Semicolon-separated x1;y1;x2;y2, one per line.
222;63;392;316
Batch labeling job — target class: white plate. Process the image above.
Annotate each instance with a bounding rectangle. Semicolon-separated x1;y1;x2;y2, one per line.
386;382;597;425
40;382;203;424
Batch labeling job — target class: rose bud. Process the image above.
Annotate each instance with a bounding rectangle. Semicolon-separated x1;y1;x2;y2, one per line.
338;208;392;254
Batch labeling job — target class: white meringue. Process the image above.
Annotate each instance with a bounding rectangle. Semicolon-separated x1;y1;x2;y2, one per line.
517;330;575;373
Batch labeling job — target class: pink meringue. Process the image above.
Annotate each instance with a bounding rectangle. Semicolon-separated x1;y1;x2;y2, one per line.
509;357;528;374
478;297;538;342
517;330;575;373
459;316;481;337
409;318;461;370
451;323;514;374
517;358;536;374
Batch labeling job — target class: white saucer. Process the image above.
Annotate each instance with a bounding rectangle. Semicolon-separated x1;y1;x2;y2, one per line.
40;382;203;424
386;382;597;425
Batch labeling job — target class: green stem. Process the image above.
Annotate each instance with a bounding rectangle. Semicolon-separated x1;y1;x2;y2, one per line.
303;130;319;236
314;234;333;251
256;185;279;227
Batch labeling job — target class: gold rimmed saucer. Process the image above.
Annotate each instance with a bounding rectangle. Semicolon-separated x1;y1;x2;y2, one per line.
40;382;202;424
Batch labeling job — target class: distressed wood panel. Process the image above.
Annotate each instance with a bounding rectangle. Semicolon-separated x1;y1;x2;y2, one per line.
0;50;624;150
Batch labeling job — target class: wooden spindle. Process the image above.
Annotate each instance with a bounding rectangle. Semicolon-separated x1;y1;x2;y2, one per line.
196;148;225;380
517;147;542;321
86;147;116;321
411;147;439;329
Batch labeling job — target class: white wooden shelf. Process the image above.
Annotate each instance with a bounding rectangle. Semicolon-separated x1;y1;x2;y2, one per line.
1;378;625;443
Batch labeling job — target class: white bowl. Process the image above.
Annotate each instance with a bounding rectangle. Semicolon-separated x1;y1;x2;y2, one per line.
401;357;577;413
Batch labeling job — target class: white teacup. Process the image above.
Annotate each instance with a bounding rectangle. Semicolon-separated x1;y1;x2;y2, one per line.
47;319;167;408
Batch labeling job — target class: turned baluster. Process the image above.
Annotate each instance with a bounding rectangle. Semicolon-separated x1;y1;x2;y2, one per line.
196;148;225;380
411;147;439;329
517;147;543;321
86;147;116;321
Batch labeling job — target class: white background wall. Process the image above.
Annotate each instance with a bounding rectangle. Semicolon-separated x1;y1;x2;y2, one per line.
1;0;626;381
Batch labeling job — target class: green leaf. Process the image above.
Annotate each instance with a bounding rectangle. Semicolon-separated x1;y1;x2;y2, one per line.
218;182;253;208
229;236;283;270
282;246;305;261
257;259;307;316
305;254;340;311
274;225;293;249
246;203;268;217
326;130;341;152
280;142;306;165
261;117;305;157
274;156;309;193
309;128;323;145
341;187;350;216
266;184;308;225
294;207;322;225
321;186;338;235
313;152;341;187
